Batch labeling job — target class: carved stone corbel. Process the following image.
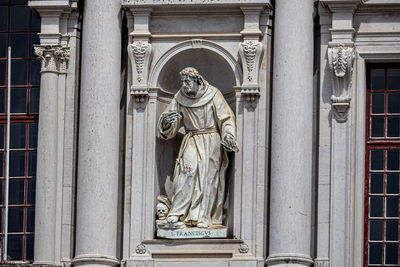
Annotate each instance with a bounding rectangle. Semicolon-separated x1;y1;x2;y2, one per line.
328;44;355;122
239;40;263;102
128;40;152;102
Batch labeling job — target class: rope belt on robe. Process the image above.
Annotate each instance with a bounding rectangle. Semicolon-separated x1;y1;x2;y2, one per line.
175;127;219;173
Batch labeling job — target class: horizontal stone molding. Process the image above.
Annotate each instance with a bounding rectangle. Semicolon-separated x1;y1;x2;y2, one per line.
72;254;120;267
122;0;270;6
265;253;314;266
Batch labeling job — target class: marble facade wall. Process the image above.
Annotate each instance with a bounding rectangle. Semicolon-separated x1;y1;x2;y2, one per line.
26;0;400;266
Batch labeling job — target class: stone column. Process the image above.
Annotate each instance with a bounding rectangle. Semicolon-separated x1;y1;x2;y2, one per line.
266;0;314;266
73;1;121;267
33;46;61;264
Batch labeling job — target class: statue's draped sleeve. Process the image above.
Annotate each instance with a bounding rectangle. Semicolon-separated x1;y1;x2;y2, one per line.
158;98;181;140
212;90;236;141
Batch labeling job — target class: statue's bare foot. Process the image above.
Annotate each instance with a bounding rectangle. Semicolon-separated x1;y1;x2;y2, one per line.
197;222;209;228
167;215;179;224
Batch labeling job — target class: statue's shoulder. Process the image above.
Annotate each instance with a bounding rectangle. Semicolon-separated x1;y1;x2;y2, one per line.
176;86;217;108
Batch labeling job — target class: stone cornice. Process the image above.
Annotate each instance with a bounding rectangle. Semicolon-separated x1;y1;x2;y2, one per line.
122;0;271;8
320;0;363;12
28;0;72;9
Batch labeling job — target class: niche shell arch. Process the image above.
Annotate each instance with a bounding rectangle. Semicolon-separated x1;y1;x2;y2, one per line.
150;39;242;93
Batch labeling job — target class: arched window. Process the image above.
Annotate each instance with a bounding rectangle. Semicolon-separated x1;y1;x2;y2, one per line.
0;0;40;262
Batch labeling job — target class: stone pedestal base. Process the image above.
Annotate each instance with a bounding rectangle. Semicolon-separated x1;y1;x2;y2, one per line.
157;226;227;239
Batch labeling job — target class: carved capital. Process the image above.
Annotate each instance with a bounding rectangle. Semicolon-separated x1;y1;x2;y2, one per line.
328;44;355;122
58;47;70;73
239;40;263;89
128;40;152;95
34;45;70;73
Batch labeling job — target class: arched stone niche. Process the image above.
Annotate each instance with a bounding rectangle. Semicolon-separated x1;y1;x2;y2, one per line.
152;40;242;235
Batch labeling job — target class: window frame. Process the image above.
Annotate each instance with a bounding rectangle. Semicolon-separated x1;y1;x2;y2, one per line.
364;62;400;266
0;0;40;263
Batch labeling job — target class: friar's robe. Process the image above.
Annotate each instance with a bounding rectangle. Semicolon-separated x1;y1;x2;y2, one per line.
158;84;236;226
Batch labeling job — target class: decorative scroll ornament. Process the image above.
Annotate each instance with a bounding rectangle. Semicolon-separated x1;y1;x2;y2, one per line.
239;40;263;102
135;243;146;254
238;243;249;254
128;40;152;102
328;44;355;122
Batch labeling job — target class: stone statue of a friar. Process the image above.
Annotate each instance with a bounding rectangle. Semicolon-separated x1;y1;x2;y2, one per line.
157;67;238;235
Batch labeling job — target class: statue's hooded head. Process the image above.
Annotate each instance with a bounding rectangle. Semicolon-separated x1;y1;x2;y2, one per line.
179;67;208;99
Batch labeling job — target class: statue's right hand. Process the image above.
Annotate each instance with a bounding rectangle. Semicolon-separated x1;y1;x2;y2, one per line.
162;112;181;129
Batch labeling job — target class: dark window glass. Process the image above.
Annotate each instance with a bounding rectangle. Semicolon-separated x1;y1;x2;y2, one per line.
30;33;39;58
372;93;385;114
10;6;29;31
388;93;400;113
370;220;383;240
0;33;7;58
370;196;383;217
28;123;37;148
10;123;26;148
387;173;399;194
0;123;4;149
30;60;40;85
0;61;6;85
0;153;3;178
371;173;384;194
28;151;36;177
369;243;383;264
10;33;28;58
371;117;385;137
0;7;8;31
1;1;39;263
27;206;34;232
27;179;35;204
11;60;27;85
387;150;400;170
25;235;34;260
10;151;25;177
388;117;400;138
11;0;28;4
8;207;24;232
10;87;26;113
366;65;400;266
388;69;400;90
29;87;39;113
386;197;399;217
31;11;40;31
0;178;2;204
9;179;24;205
0;87;5;113
371;150;384;170
7;235;23;261
372;69;385;91
386;243;399;264
386;220;398;241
